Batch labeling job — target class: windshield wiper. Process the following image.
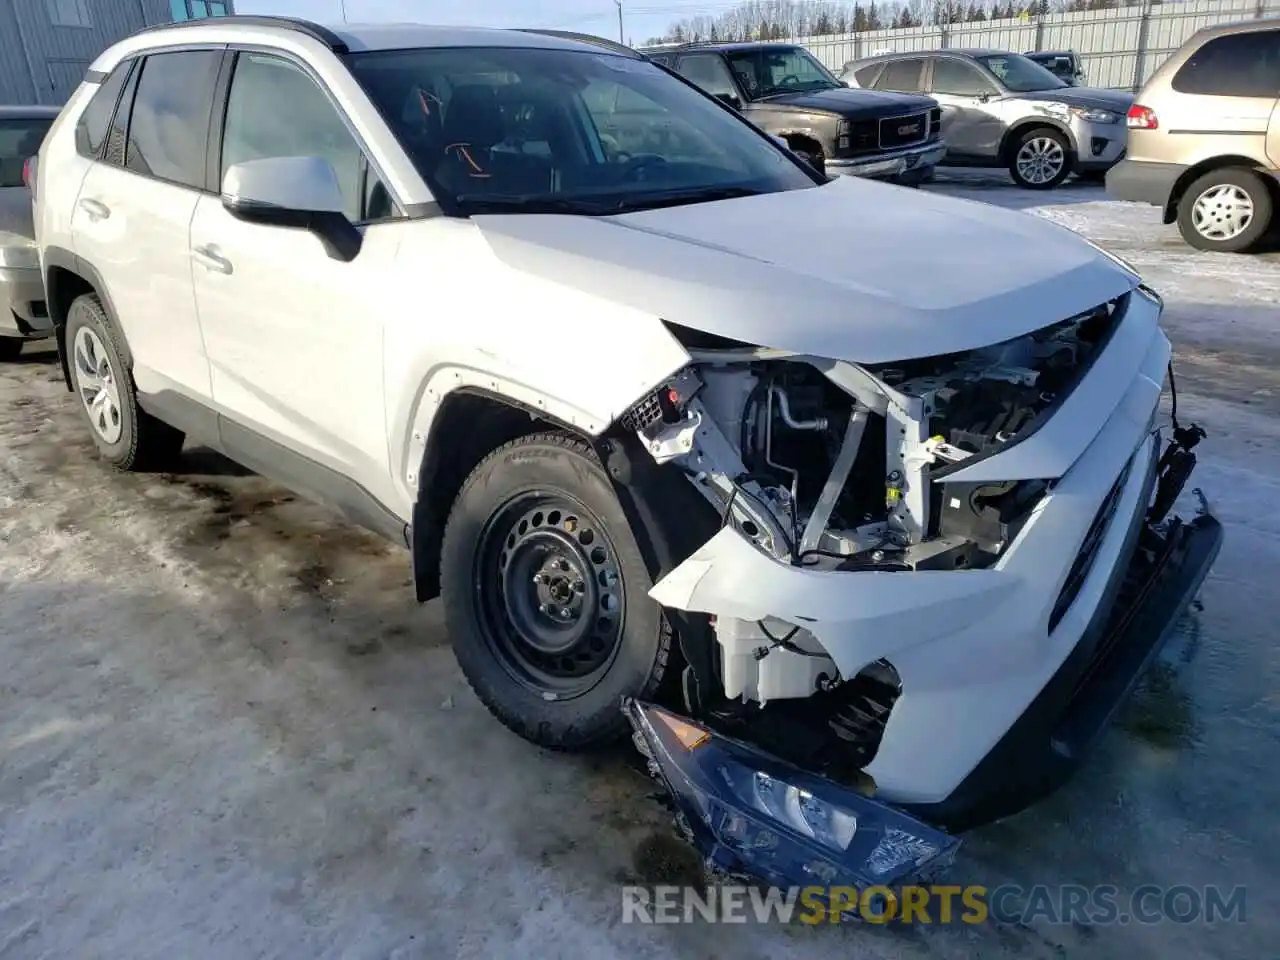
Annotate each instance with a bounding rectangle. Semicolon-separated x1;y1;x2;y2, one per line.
608;185;767;213
453;193;614;215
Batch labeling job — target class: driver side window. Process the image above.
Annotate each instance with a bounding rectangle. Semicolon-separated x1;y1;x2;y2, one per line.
221;52;397;223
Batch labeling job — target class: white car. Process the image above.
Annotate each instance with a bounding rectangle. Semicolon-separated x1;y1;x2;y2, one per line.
33;16;1221;887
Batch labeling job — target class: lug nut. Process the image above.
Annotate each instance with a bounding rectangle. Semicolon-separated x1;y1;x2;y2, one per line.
533;573;547;585
572;580;585;593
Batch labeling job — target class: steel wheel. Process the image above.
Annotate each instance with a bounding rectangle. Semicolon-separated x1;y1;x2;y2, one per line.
1191;183;1254;242
475;491;626;698
73;326;123;445
1014;135;1066;187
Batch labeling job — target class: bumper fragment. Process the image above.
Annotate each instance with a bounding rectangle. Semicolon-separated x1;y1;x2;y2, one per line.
625;699;960;900
904;502;1224;832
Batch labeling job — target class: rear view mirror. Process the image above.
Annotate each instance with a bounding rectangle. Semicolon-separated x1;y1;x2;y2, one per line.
221;155;362;262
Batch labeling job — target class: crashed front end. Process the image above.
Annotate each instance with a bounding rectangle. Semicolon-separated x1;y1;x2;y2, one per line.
617;281;1223;887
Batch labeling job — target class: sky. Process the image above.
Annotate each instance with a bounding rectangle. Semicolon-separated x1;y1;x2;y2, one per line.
233;0;731;45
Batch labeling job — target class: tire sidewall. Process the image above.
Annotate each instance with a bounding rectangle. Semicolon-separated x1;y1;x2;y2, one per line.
1010;128;1072;190
1177;168;1274;254
441;436;667;747
65;296;138;465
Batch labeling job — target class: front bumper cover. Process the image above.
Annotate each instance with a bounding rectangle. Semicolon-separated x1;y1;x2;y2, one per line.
826;142;947;179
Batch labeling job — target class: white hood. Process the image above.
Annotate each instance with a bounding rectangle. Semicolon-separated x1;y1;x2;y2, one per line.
475;175;1137;364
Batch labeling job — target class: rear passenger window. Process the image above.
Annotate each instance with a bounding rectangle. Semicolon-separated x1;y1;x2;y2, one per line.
75;61;132;159
877;58;926;93
1171;31;1280;98
220;52;385;223
125;50;221;189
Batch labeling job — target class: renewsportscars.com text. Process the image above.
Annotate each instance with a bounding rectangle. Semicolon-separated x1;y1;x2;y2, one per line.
621;883;1247;925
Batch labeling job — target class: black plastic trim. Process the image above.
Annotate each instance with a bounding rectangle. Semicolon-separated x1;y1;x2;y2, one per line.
903;448;1224;832
134;15;349;53
139;388;408;545
42;246;130;391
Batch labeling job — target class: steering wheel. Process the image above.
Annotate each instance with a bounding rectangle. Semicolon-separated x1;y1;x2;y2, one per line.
620;153;667;182
778;74;802;87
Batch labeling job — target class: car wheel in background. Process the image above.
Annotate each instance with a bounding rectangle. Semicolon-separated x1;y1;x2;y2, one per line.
1009;127;1072;190
1176;167;1274;254
441;432;672;751
0;336;23;362
65;293;185;470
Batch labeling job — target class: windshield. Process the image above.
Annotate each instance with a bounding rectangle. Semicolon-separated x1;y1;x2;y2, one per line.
0;118;52;188
975;53;1067;92
345;46;819;216
724;47;843;98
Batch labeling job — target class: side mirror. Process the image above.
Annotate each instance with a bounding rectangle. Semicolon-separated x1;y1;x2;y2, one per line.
714;92;742;111
220;156;362;262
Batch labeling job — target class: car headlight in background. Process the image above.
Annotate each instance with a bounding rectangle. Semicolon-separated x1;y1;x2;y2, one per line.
1070;105;1120;124
0;230;39;270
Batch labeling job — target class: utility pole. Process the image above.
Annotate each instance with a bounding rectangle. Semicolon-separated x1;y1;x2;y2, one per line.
615;1;624;43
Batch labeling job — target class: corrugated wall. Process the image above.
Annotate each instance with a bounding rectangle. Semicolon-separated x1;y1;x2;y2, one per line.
0;0;175;106
799;0;1280;91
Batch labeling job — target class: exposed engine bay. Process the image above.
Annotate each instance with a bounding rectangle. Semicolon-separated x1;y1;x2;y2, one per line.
616;297;1126;772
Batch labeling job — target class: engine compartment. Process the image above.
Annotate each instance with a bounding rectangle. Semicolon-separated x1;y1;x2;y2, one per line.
619;296;1124;721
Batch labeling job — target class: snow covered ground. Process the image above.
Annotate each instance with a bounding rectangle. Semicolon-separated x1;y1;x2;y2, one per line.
1;174;1276;959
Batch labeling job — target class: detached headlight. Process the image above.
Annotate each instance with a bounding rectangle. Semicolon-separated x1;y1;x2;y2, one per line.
1070;105;1119;124
625;700;960;895
0;230;38;270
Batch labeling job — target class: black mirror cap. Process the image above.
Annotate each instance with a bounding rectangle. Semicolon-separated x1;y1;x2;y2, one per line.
222;196;362;262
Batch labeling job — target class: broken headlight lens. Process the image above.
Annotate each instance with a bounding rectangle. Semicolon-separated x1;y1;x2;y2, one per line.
625;699;960;894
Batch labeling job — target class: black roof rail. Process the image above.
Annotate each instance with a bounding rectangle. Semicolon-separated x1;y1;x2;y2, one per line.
134;14;349;53
515;28;640;57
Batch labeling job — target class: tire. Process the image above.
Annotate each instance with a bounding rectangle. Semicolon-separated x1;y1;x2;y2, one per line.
0;337;23;362
65;293;185;470
1176;167;1274;254
441;431;672;751
1008;127;1072;190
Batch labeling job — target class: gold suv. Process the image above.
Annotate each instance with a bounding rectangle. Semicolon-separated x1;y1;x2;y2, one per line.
1106;19;1280;253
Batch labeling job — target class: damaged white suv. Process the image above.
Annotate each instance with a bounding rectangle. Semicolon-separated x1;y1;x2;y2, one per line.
35;17;1221;889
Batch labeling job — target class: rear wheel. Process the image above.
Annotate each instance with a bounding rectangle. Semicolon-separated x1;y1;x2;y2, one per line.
1176;167;1274;254
65;293;185;470
0;337;23;362
440;432;672;750
1009;127;1072;190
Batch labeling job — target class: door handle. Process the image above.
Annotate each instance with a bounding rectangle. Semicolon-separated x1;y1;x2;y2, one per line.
78;198;110;220
192;244;233;275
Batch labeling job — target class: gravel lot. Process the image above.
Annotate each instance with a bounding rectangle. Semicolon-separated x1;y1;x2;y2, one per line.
1;175;1276;959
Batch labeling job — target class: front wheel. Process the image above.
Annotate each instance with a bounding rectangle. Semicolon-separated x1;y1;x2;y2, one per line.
440;432;672;751
1009;127;1072;190
1176;167;1274;254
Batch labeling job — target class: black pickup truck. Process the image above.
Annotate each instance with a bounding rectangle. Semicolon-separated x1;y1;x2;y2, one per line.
640;40;946;184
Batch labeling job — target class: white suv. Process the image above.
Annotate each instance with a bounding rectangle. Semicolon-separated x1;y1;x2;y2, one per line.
34;16;1221;874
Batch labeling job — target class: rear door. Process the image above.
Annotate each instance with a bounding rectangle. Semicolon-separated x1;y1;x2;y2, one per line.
1164;29;1280;167
71;47;224;404
870;57;927;95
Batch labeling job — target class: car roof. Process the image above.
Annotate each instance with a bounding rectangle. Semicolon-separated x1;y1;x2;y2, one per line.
92;16;642;73
1186;14;1280;41
0;105;61;119
639;41;804;54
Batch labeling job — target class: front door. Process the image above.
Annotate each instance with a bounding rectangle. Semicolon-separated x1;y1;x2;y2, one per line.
188;49;403;504
927;57;1005;161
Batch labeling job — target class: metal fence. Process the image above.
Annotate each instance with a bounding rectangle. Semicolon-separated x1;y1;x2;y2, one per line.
795;0;1280;90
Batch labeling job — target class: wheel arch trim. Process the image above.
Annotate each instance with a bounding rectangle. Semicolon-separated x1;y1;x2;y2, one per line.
42;246;132;390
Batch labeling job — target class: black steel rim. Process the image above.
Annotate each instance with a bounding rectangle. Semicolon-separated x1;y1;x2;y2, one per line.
475;491;626;698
